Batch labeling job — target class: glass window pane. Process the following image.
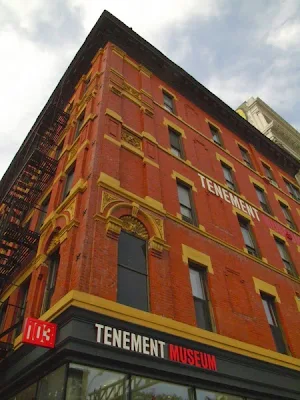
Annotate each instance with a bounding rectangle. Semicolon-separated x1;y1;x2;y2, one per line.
222;166;233;183
12;382;37;400
262;298;275;326
131;376;190;400
37;365;66;400
177;185;191;208
189;269;205;299
240;225;254;248
118;266;148;311
118;232;146;274
171;147;181;157
180;205;192;219
275;240;287;260
194;299;211;330
66;364;127;400
196;388;243;400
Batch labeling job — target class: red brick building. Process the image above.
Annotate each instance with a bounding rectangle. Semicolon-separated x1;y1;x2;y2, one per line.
0;11;300;400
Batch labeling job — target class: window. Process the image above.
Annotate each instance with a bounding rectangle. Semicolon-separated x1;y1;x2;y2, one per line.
169;128;184;158
239;146;253;169
261;293;287;354
177;181;197;225
41;250;60;314
262;163;277;185
209;123;223;147
35;195;50;232
55;141;64;160
74;111;85;140
274;238;297;277
66;364;126;400
163;91;175;113
284;179;300;201
117;231;148;311
0;300;8;333
82;76;91;95
279;202;297;231
15;279;30;336
62;165;75;200
189;265;212;331
254;185;272;214
238;217;259;257
222;163;238;192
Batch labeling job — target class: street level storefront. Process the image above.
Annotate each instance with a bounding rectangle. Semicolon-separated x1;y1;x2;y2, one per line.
1;305;300;400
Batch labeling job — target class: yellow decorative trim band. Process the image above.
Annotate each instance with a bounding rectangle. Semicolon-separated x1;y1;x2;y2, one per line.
98;172;120;188
253;277;281;303
142;131;158;144
16;289;300;372
295;295;300;312
182;244;214;274
171;171;197;192
216;153;235;171
104;134;121;147
143;157;159;168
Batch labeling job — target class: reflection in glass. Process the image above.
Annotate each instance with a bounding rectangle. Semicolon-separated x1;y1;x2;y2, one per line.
10;382;37;400
196;388;243;400
66;363;127;400
131;376;191;400
37;365;66;400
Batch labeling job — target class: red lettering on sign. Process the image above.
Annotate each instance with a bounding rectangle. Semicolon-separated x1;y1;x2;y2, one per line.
22;317;57;349
168;344;217;371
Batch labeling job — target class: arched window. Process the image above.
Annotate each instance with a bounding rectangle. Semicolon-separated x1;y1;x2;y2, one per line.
117;217;148;311
41;249;60;314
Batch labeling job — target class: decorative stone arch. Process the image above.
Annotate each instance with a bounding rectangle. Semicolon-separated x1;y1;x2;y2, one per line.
44;228;61;256
38;216;65;256
105;201;168;258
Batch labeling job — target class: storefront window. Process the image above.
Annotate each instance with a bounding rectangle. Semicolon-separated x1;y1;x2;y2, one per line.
9;382;37;400
36;365;66;399
196;388;243;400
66;363;127;400
131;376;191;400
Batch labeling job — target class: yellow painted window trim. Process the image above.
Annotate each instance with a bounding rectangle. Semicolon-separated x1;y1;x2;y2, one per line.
280;173;300;190
163;118;186;138
233;207;254;226
253;277;281;303
159;85;178;101
249;176;267;192
260;159;274;171
205;118;222;133
216;153;235;171
270;229;289;246
275;193;290;208
171;171;197;192
182;244;214;274
295;295;300;312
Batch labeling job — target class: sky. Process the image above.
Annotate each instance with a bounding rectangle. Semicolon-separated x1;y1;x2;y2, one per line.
1;0;300;179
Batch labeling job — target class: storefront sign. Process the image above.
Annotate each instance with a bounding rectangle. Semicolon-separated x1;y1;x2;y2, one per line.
95;323;217;371
198;173;260;221
22;317;57;349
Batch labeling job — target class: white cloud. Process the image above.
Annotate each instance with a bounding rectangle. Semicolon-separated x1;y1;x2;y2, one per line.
266;22;300;49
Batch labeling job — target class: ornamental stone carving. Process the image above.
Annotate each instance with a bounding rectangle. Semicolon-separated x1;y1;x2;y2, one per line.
121;129;142;149
120;215;148;239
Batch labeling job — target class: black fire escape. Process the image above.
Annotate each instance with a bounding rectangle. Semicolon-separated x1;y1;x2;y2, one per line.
0;101;69;357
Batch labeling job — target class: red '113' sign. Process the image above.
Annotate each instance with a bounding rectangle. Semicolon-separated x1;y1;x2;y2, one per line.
22;318;57;349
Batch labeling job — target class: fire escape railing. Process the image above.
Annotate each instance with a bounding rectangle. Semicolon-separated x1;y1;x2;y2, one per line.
0;102;69;295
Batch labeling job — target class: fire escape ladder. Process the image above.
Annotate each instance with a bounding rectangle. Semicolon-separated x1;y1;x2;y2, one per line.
0;101;69;297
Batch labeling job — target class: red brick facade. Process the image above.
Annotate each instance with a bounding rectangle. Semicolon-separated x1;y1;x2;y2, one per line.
1;41;300;361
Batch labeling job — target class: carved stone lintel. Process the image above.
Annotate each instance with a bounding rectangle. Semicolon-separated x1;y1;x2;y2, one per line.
106;216;123;240
148;236;165;258
121;129;142;149
131;202;139;217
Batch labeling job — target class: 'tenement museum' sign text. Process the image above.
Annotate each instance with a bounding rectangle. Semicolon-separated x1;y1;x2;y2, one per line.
198;174;260;221
95;323;217;371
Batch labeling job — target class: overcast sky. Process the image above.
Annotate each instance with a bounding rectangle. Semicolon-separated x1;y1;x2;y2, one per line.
1;0;300;179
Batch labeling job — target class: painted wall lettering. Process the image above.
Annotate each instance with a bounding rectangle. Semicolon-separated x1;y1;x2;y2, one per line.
198;173;260;221
95;323;217;372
